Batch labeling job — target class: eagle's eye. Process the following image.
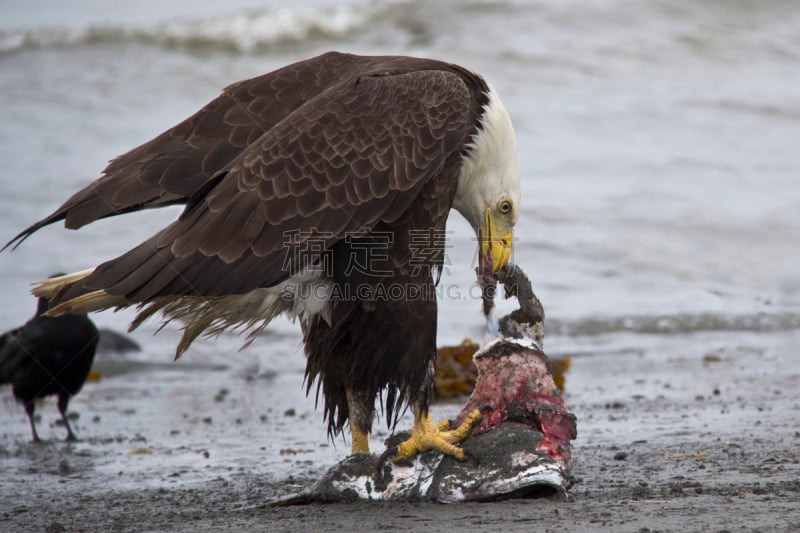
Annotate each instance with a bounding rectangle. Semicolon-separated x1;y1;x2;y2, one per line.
498;199;513;215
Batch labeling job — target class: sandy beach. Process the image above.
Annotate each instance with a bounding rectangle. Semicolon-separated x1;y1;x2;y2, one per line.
2;327;798;532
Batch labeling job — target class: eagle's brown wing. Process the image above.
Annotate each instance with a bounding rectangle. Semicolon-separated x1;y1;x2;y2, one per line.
5;52;470;249
47;66;478;306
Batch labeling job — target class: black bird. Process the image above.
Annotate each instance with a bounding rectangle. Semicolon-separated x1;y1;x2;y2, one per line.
0;295;99;442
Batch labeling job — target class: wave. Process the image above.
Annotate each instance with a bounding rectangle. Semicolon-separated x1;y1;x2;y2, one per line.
0;0;540;56
0;3;384;55
5;0;797;62
548;311;800;337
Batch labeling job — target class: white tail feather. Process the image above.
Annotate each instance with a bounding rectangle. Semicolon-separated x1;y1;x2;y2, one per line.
31;268;95;299
46;290;126;316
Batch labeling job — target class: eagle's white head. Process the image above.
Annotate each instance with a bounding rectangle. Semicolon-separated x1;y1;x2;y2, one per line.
453;85;521;272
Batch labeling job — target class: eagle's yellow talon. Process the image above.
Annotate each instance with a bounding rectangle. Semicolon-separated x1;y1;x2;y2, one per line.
445;407;483;442
390;407;484;463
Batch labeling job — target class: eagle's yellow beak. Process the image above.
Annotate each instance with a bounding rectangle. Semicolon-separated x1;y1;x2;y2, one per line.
481;208;513;272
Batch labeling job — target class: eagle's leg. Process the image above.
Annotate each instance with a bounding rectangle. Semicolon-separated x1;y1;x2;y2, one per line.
387;405;485;463
346;389;372;455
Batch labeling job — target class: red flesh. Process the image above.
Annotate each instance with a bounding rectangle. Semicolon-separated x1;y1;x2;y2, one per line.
455;341;577;465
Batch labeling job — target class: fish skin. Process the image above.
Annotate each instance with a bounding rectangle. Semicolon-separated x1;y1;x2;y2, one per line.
276;423;570;504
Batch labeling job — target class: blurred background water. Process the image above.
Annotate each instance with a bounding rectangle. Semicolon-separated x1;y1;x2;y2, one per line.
0;0;798;479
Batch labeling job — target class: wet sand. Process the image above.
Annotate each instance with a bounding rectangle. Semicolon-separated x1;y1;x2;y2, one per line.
2;329;799;532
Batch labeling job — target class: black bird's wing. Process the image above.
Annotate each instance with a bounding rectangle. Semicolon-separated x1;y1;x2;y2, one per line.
0;328;24;385
0;325;22;354
0;322;40;386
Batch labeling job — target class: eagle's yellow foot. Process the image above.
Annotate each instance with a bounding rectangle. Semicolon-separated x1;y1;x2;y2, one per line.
380;406;487;466
350;423;371;455
347;389;372;456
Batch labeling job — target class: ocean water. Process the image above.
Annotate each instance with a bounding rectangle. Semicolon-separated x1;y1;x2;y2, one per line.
1;0;798;441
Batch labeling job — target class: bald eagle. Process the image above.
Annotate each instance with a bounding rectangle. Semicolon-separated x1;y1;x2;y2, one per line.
6;52;520;461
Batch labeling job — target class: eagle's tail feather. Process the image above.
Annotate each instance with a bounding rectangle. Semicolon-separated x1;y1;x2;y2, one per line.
31;269;95;300
46;290;127;316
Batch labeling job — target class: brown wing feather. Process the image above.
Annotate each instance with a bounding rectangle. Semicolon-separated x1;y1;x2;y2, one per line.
50;66;480;306
5;52;470;250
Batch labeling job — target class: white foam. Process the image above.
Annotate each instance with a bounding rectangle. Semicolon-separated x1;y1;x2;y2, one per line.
0;4;377;54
